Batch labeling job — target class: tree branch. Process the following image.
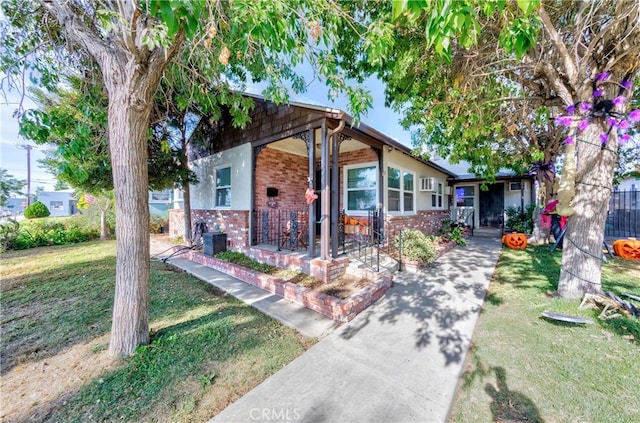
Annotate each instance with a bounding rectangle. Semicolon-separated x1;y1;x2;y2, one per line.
537;3;579;88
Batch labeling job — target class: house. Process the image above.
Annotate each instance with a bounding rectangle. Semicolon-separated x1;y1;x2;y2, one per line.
434;160;534;229
37;191;77;217
2;197;27;216
169;94;455;281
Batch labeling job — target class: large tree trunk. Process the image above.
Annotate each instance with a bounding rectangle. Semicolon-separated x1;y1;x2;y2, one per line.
107;85;153;356
557;123;616;299
180;148;193;245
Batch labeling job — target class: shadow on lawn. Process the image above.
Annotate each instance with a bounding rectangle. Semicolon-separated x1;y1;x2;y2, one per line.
461;353;545;422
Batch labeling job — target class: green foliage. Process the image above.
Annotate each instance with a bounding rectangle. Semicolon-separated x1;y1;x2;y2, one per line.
3;217;100;251
440;219;467;246
504;204;535;234
396;229;438;265
149;215;168;234
0;169;25;206
215;250;275;274
0;218;20;251
23;201;50;219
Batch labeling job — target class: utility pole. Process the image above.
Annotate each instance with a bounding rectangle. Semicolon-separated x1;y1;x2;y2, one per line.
19;144;33;206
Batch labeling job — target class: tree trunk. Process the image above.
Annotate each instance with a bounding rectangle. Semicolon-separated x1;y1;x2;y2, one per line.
528;174;552;245
557;123;616;299
100;209;107;241
106;70;158;357
182;181;192;245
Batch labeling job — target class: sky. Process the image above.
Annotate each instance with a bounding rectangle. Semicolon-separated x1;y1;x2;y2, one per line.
0;69;413;198
0;88;56;193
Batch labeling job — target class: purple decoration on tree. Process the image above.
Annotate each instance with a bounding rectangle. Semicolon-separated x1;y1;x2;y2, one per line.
629;109;640;122
621;80;633;90
618;120;630;130
593;89;604;97
606;117;617;126
579;102;592;112
612;96;626;106
563;136;575;145
555;116;573;127
578;120;589;131
620;134;631;144
599;133;608;144
595;72;610;82
565;104;575;114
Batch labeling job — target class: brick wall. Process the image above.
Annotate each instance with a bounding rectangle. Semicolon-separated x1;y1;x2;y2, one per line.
169;208;250;249
385;210;451;237
255;147;309;210
176;247;393;322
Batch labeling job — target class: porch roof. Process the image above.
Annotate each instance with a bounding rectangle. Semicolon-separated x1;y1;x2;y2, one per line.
241;91;457;178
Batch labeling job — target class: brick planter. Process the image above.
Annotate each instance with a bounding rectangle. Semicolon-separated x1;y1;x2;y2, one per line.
172;247;392;322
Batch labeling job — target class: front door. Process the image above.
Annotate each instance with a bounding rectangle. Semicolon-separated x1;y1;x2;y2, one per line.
479;184;504;227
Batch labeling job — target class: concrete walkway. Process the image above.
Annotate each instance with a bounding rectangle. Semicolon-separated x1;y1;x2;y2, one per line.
207;235;502;423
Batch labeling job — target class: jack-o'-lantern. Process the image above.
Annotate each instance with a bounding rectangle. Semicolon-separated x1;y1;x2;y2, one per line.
502;232;528;250
613;238;640;260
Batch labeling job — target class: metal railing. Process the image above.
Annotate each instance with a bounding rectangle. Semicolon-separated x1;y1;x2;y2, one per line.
340;208;396;272
605;190;639;238
252;209;308;251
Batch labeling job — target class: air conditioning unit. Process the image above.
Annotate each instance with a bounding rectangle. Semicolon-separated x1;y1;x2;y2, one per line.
419;177;437;192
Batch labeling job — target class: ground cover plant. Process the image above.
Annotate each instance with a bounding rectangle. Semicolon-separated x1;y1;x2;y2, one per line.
0;216;101;251
449;246;640;423
0;241;314;422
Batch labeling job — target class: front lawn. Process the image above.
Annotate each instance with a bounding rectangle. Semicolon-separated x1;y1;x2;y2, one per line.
449;246;640;422
0;241;314;422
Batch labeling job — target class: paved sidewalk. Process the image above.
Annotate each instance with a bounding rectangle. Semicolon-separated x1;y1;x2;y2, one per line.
210;235;502;423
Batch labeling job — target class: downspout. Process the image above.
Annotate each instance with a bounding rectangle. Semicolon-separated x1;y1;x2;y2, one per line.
321;118;345;261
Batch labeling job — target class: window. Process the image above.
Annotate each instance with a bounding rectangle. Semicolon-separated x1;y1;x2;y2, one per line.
455;186;474;207
215;166;231;208
150;190;171;202
388;166;414;213
431;181;444;208
345;163;377;212
509;181;522;191
50;201;64;210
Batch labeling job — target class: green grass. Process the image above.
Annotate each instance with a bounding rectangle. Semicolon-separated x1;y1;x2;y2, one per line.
449;246;640;423
1;241;314;421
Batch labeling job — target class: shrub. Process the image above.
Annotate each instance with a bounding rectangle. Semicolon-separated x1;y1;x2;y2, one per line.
150;215;168;234
505;205;536;234
3;216;100;250
23;201;51;219
396;229;438;265
440;219;467;246
0;219;20;251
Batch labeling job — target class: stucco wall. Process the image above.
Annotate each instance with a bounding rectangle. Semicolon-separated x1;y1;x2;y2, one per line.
190;143;253;211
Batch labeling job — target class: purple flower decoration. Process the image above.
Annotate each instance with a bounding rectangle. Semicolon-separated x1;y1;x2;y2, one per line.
629;109;640;122
620;134;631;144
612;96;626;106
595;72;610;82
578;120;589;131
563;136;575;145
579;102;592;112
565;104;575;114
618;120;630;130
599;133;608;144
621;80;633;90
555;115;573;127
593;89;604;97
606;117;617;127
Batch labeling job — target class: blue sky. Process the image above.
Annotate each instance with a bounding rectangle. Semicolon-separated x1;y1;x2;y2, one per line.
0;72;412;195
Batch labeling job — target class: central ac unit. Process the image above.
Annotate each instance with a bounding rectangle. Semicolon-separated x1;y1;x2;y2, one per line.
419;177;436;191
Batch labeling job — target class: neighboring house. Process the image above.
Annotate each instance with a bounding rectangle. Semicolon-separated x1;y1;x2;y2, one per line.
149;189;173;217
37;191;78;217
169;94;455;280
434;160;534;229
2;197;27;215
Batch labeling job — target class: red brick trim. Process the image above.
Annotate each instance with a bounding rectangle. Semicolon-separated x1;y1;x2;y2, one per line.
173;248;392;322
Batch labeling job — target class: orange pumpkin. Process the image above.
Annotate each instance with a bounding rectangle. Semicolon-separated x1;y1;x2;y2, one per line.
613;238;640;260
502;232;528;249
